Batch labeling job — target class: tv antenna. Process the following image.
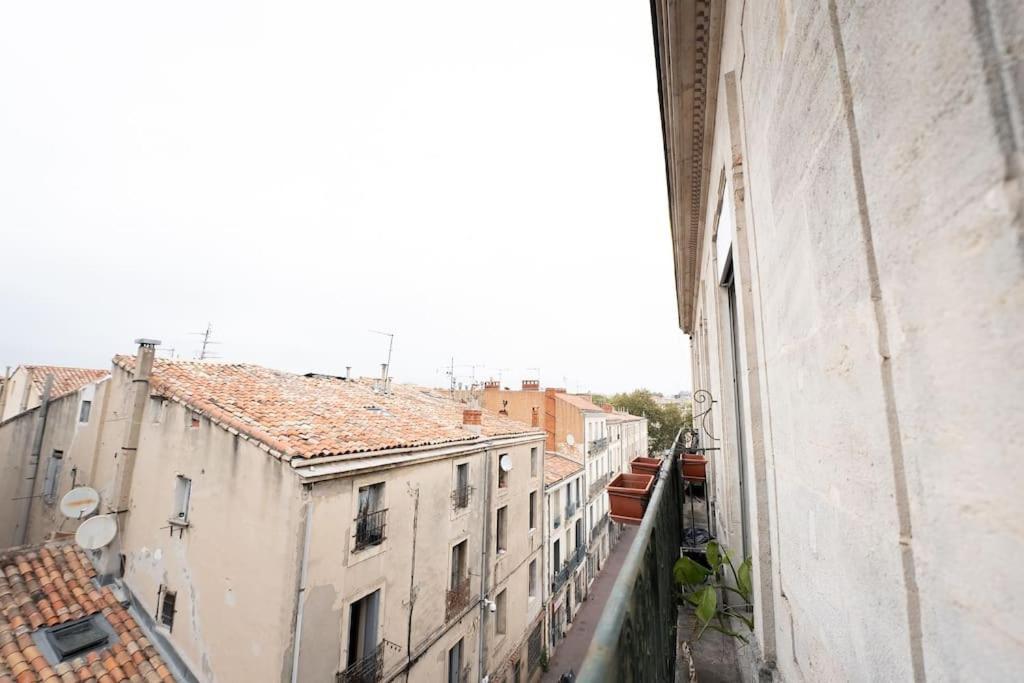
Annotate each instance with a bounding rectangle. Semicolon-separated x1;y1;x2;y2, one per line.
495;368;510;384
191;323;221;360
370;330;394;383
527;367;541;381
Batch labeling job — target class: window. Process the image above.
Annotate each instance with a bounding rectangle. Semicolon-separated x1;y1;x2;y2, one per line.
78;400;91;423
497;453;508;488
45;616;109;660
553;539;561;569
529;491;536;531
151;397;164;424
42;451;63;505
453;463;470;509
447;639;463;683
450;541;467;590
496;506;507;554
159;588;176;631
495;589;507;635
575;519;583;551
528;559;537;598
172;476;191;524
530;447;538;477
347;590;381;671
355;483;386;551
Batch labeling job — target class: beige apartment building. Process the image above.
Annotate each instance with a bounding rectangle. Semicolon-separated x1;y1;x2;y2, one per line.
645;0;1024;680
541;453;585;651
0;343;549;682
0;365;110;548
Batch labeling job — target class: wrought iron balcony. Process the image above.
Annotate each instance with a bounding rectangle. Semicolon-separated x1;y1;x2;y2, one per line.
590;513;609;542
578;444;682;681
551;544;587;593
445;577;471;621
336;639;401;683
450;483;473;509
353;508;387;551
553;514;562;529
565;499;578;518
589;436;609;453
589;471;611;498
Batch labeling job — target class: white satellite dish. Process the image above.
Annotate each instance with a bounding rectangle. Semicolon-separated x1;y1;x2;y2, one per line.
75;515;118;550
499;454;513;472
566;433;575;446
60;487;100;519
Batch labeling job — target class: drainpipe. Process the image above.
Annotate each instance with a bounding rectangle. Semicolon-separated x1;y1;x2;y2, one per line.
111;338;160;513
477;442;492;681
404;484;421;681
17;374;53;545
290;486;314;683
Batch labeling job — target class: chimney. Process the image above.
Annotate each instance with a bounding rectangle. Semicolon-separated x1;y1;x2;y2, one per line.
602;403;615;413
522;379;540;392
463;409;482;435
531;406;540;428
345;366;352;381
484;380;500;390
112;338;161;513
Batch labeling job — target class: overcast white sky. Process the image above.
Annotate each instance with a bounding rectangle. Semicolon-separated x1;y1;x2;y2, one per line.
0;1;691;395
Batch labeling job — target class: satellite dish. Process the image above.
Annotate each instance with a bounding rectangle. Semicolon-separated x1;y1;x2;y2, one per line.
499;454;513;472
75;515;118;550
60;487;100;519
566;434;575;446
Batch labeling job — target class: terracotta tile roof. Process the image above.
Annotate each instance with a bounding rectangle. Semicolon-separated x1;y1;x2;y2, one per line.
113;357;541;460
544;452;584;486
555;393;605;413
0;542;175;683
24;366;108;402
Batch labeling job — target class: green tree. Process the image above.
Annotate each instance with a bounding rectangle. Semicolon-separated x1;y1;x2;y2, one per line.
604;389;693;452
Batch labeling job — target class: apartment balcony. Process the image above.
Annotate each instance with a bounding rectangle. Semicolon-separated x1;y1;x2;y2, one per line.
353;509;387;552
450;483;473;510
589;436;609;453
588;472;611;499
551;545;587;593
565;499;578;518
577;453;683;681
590;513;609;542
336;639;401;683
445;577;471;622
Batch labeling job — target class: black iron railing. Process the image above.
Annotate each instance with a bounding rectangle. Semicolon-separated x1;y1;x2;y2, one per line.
553;514;562;529
336;639;400;683
590;436;609;453
565;499;578;518
451;483;473;509
551;544;587;593
589;471;611;498
578;432;683;682
353;509;387;551
591;513;609;542
446;577;471;621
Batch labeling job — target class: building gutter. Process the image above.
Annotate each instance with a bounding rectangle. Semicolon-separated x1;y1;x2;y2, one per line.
289;488;314;683
17;374;53;545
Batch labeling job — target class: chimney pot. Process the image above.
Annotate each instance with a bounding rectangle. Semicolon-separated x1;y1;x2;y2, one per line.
484;380;500;389
522;379;540;391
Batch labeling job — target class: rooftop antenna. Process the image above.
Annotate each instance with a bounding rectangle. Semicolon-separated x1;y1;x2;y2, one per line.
157;347;177;359
496;368;510;384
370;330;394;384
527;367;541;381
190;323;221;360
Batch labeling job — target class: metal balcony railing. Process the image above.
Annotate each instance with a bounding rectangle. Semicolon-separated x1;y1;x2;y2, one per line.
336;639;400;683
445;577;471;621
589;472;611;499
578;433;683;682
551;544;587;593
450;483;473;509
353;509;387;551
565;499;578;518
590;513;609;542
589;436;609;453
553;515;562;529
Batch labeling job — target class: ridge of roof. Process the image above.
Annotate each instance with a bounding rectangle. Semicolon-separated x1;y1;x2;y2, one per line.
112;355;542;461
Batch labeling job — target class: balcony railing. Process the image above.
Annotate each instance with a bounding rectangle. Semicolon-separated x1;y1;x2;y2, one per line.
336;639;400;683
565;499;578;518
589;436;609;453
590;513;609;542
551;544;587;593
451;483;473;509
445;577;471;621
589;471;611;499
578;446;682;681
353;509;388;551
553;514;562;529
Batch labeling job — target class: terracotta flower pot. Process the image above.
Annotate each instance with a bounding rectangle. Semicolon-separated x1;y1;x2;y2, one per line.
630;456;662;477
608;472;654;525
681;454;706;481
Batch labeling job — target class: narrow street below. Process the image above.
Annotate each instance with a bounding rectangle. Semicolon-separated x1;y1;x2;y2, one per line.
542;525;638;682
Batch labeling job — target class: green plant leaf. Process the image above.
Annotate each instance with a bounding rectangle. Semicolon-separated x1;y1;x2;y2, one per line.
674;556;710;586
737;558;753;601
695;586;717;625
682;591;702;606
706;541;723;570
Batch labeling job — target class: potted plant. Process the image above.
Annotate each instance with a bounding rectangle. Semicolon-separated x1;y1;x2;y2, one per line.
607;472;654;524
630;456;662;477
674;541;753;641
